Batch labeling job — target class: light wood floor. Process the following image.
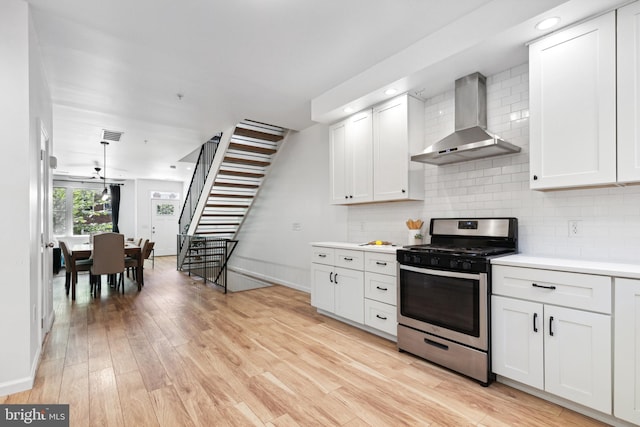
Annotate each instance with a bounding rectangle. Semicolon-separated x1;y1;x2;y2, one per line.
1;256;607;426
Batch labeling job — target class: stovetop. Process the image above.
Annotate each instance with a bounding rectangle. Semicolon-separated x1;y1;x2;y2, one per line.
402;244;515;257
397;217;518;273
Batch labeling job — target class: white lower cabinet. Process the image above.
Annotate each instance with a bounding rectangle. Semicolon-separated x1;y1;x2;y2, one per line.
492;265;612;414
311;247;364;323
311;244;397;338
614;278;640;424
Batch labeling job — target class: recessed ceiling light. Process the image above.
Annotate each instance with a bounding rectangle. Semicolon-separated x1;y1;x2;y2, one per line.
384;88;398;95
344;107;354;113
535;16;560;31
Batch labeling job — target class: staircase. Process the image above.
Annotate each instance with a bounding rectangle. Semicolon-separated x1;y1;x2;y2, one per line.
177;120;286;290
196;122;284;238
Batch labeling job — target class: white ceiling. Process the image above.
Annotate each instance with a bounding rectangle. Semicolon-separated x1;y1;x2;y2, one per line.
27;0;623;182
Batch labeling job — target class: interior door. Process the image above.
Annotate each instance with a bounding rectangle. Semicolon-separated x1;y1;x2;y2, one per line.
39;122;53;340
151;198;180;256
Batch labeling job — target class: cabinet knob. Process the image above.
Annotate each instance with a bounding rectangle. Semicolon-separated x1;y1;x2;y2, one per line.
533;175;538;181
401;189;406;193
349;195;353;198
345;195;348;199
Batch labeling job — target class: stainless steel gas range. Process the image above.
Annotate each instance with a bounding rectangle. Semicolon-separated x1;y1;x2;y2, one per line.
396;217;518;385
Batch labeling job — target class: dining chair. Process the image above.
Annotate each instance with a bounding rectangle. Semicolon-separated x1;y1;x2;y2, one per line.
91;232;125;297
59;241;93;296
124;239;146;288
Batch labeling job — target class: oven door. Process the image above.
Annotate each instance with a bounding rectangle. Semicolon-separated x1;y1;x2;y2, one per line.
398;265;488;350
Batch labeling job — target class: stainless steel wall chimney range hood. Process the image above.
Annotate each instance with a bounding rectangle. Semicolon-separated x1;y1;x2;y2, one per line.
411;72;520;165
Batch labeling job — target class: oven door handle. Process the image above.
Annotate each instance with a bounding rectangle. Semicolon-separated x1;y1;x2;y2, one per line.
399;264;481;280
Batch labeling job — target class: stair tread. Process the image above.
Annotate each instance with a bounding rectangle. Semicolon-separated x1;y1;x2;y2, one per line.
229;142;277;155
224;156;271;167
233;127;284;142
219;170;265;178
212;182;259;189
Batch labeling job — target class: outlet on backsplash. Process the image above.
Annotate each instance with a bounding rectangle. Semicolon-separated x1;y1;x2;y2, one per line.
568;220;582;237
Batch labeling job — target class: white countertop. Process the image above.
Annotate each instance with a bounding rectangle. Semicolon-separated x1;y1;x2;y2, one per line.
492;254;640;279
310;241;400;254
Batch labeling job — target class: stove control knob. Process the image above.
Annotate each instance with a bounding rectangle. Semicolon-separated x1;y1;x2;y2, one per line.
449;260;458;268
412;255;421;264
430;257;439;266
462;261;472;270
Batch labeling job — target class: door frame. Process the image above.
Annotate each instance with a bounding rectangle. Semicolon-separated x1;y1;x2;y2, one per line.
38;120;54;341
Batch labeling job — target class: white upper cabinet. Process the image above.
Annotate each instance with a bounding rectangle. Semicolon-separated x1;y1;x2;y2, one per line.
529;12;617;190
618;2;640;183
372;94;424;202
329;94;423;204
329;110;373;204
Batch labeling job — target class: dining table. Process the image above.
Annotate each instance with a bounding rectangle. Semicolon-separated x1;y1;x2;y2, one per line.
70;242;142;300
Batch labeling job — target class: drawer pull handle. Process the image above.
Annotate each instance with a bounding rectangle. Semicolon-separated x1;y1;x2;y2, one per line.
375;286;388;291
329;272;334;283
533;312;538;333
549;316;554;336
424;338;448;351
532;283;556;290
318;254;327;258
344;257;353;261
334;273;338;285
375;314;387;320
376;261;387;266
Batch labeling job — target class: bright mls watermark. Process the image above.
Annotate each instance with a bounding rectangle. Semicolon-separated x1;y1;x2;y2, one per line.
0;405;69;426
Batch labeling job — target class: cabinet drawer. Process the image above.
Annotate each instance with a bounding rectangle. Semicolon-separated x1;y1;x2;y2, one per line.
364;252;397;276
335;249;364;270
364;299;397;336
311;247;334;265
493;265;611;314
364;272;397;305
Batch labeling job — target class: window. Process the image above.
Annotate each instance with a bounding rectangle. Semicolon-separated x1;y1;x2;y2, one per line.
53;186;113;236
52;187;67;235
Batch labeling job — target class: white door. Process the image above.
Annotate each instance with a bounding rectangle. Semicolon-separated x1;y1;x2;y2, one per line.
544;305;611;414
614;278;640;424
334;267;364;323
310;263;335;312
529;12;616;189
491;296;544;389
348;110;373;204
617;1;640;183
151;199;180;256
39;122;54;340
329;120;348;203
373;95;408;201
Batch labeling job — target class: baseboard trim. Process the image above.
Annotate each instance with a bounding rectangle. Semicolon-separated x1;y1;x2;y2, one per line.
227;267;309;293
0;346;40;397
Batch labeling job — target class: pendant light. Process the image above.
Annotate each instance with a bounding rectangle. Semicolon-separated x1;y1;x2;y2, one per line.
101;141;110;201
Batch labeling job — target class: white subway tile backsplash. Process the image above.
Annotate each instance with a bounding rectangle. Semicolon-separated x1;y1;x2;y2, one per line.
345;62;640;263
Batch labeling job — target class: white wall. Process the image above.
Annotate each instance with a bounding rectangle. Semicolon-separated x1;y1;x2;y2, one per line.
347;63;640;264
229;124;348;291
0;0;52;395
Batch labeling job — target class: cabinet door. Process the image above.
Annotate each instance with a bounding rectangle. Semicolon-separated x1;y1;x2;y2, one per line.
618;2;640;183
334;266;364;323
329;120;348;203
310;263;335;313
529;12;616;190
614;278;640;424
491;296;544;389
544;305;611;414
347;110;373;203
373;95;409;201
